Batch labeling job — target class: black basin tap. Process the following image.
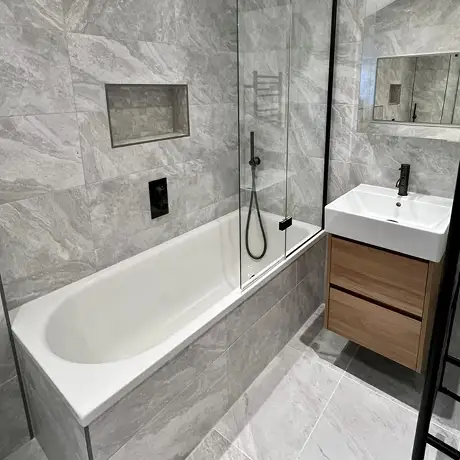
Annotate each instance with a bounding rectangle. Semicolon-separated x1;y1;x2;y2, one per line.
396;164;410;196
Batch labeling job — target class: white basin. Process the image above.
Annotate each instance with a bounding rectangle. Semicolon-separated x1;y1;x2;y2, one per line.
325;184;453;262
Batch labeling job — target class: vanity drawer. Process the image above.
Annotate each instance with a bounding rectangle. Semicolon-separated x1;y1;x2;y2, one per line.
330;237;428;317
328;288;421;369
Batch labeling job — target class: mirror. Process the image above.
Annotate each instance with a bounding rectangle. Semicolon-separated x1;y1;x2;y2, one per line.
374;53;460;125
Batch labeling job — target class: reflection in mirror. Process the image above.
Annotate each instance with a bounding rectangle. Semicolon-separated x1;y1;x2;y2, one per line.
374;53;460;125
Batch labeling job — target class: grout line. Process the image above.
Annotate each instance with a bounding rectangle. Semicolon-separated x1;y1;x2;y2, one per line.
0;110;80;120
292;344;360;459
344;343;360;373
0;374;18;391
341;371;422;416
214;429;254;460
338;372;460;442
294;369;346;460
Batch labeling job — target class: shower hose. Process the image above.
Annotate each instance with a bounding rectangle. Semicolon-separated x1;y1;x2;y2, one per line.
245;132;268;260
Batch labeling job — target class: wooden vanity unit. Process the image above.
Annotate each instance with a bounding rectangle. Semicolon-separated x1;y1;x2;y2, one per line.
325;235;443;372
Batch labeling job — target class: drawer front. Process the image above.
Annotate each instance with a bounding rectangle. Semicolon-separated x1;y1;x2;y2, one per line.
328;288;421;370
330;237;428;318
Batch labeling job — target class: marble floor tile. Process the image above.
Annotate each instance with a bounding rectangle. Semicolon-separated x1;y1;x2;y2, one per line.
187;430;250;460
287;305;358;372
298;375;460;460
346;346;460;438
5;439;48;460
216;346;342;460
343;344;424;413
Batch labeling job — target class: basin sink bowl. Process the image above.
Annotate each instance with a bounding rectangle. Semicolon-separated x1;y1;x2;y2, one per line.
325;184;452;262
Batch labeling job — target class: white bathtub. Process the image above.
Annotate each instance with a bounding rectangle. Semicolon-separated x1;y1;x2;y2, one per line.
13;209;322;426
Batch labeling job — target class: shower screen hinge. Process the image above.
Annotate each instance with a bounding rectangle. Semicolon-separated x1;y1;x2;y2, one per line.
279;217;292;231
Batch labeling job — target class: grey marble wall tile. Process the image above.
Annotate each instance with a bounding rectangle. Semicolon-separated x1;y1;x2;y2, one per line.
296;236;326;282
225;261;297;347
239;49;288;92
240;116;286;166
67;34;184;112
327;160;352;203
287;157;324;225
410;0;460;29
176;0;237;53
0;307;15;386
290;48;330;105
92;166;237;270
288;202;323;228
0;0;63;30
217;346;342;460
188;430;250;460
0;376;30;459
18;342;88;460
0;114;84;204
368;136;460;174
0;187;95;308
291;0;331;52
333;42;362;105
77;111;184;184
374;23;460;57
331;104;359;162
238;0;291;11
90;321;227;460
348;161;396;191
88;159;237;252
227;277;314;402
374;0;411;34
347;136;460;198
295;269;325;325
110;353;229;460
289;103;326;159
337;0;364;43
0;25;74;116
23;378;88;460
218;345;302;438
79;102;237;184
185;50;237;107
186;194;239;232
239;5;290;53
412;68;449;124
93;215;188;270
64;0;175;44
4;439;47;460
88;164;186;247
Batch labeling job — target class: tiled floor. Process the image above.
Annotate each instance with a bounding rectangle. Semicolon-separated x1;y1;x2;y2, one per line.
187;305;460;460
4;439;46;460
8;305;460;460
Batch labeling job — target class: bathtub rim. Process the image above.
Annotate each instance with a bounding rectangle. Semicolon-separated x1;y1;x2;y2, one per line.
12;213;325;427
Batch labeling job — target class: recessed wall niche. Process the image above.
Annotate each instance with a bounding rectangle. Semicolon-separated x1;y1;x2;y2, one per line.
105;84;190;148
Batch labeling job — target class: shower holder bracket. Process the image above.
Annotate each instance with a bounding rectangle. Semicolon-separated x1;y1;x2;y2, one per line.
279;217;292;231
